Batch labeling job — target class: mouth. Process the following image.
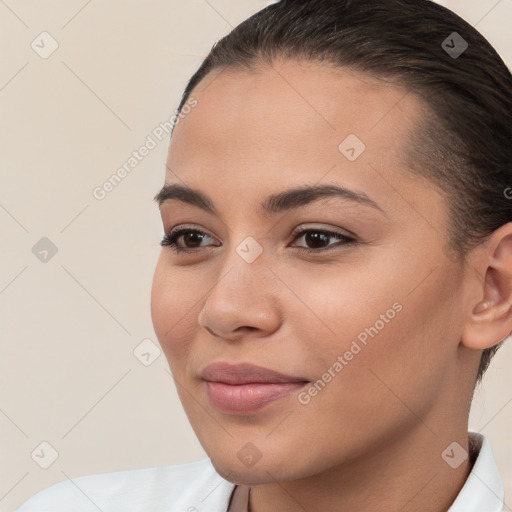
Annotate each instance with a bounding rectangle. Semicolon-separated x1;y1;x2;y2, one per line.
200;362;310;414
204;381;308;414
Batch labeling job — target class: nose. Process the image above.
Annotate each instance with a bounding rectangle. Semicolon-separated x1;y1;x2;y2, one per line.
197;254;282;341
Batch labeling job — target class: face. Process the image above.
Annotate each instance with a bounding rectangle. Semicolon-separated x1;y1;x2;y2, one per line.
151;59;472;484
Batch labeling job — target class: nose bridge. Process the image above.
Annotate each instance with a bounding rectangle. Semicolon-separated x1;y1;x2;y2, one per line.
208;243;269;311
197;240;280;337
213;228;270;296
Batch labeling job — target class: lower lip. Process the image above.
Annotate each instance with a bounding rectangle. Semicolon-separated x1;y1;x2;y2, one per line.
205;381;307;414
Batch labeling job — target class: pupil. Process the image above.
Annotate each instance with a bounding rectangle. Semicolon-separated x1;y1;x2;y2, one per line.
305;232;328;248
185;232;203;247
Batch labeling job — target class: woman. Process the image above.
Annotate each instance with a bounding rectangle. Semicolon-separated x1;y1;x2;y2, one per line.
16;0;511;510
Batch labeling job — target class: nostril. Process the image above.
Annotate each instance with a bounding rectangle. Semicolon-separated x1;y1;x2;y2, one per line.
205;326;216;337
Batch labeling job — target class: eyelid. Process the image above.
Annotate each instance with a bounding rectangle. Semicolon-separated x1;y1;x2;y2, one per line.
289;223;357;240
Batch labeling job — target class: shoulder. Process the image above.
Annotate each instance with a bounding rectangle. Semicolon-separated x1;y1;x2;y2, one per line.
15;458;236;512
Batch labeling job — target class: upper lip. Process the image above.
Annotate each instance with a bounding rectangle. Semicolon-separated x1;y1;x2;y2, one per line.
200;362;309;385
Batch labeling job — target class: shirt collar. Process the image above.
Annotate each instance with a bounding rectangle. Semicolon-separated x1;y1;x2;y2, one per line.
447;431;505;511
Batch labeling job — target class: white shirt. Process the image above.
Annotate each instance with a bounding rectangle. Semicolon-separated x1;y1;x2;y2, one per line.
15;432;505;512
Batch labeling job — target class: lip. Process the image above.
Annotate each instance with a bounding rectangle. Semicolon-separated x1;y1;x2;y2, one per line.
200;362;309;414
200;362;308;384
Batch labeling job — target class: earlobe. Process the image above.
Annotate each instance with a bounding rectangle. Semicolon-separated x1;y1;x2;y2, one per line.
461;223;512;350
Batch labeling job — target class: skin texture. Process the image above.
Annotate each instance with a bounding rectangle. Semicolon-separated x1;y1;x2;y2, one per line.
151;59;512;512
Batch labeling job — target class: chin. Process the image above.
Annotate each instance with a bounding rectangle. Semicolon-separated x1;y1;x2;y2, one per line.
208;449;315;486
210;458;281;486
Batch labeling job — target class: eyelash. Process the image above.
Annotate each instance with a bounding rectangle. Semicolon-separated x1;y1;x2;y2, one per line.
160;226;356;254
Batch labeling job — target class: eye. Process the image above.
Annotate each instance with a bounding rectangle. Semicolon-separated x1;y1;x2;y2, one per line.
160;225;356;254
160;227;217;253
290;227;356;253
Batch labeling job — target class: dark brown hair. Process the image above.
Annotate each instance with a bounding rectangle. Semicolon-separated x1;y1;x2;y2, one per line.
174;0;512;384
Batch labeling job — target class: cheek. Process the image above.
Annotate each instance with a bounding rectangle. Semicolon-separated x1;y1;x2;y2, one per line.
150;258;201;368
335;268;462;415
289;255;460;398
277;259;402;361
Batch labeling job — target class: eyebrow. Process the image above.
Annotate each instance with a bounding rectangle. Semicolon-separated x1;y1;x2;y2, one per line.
153;183;385;215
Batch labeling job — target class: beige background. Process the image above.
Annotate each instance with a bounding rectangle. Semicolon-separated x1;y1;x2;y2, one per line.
0;1;511;510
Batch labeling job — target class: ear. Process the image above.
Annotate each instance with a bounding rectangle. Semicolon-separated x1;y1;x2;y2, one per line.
461;222;512;350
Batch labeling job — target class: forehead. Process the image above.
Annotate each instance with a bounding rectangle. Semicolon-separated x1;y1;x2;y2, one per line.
165;59;443;228
169;59;426;168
